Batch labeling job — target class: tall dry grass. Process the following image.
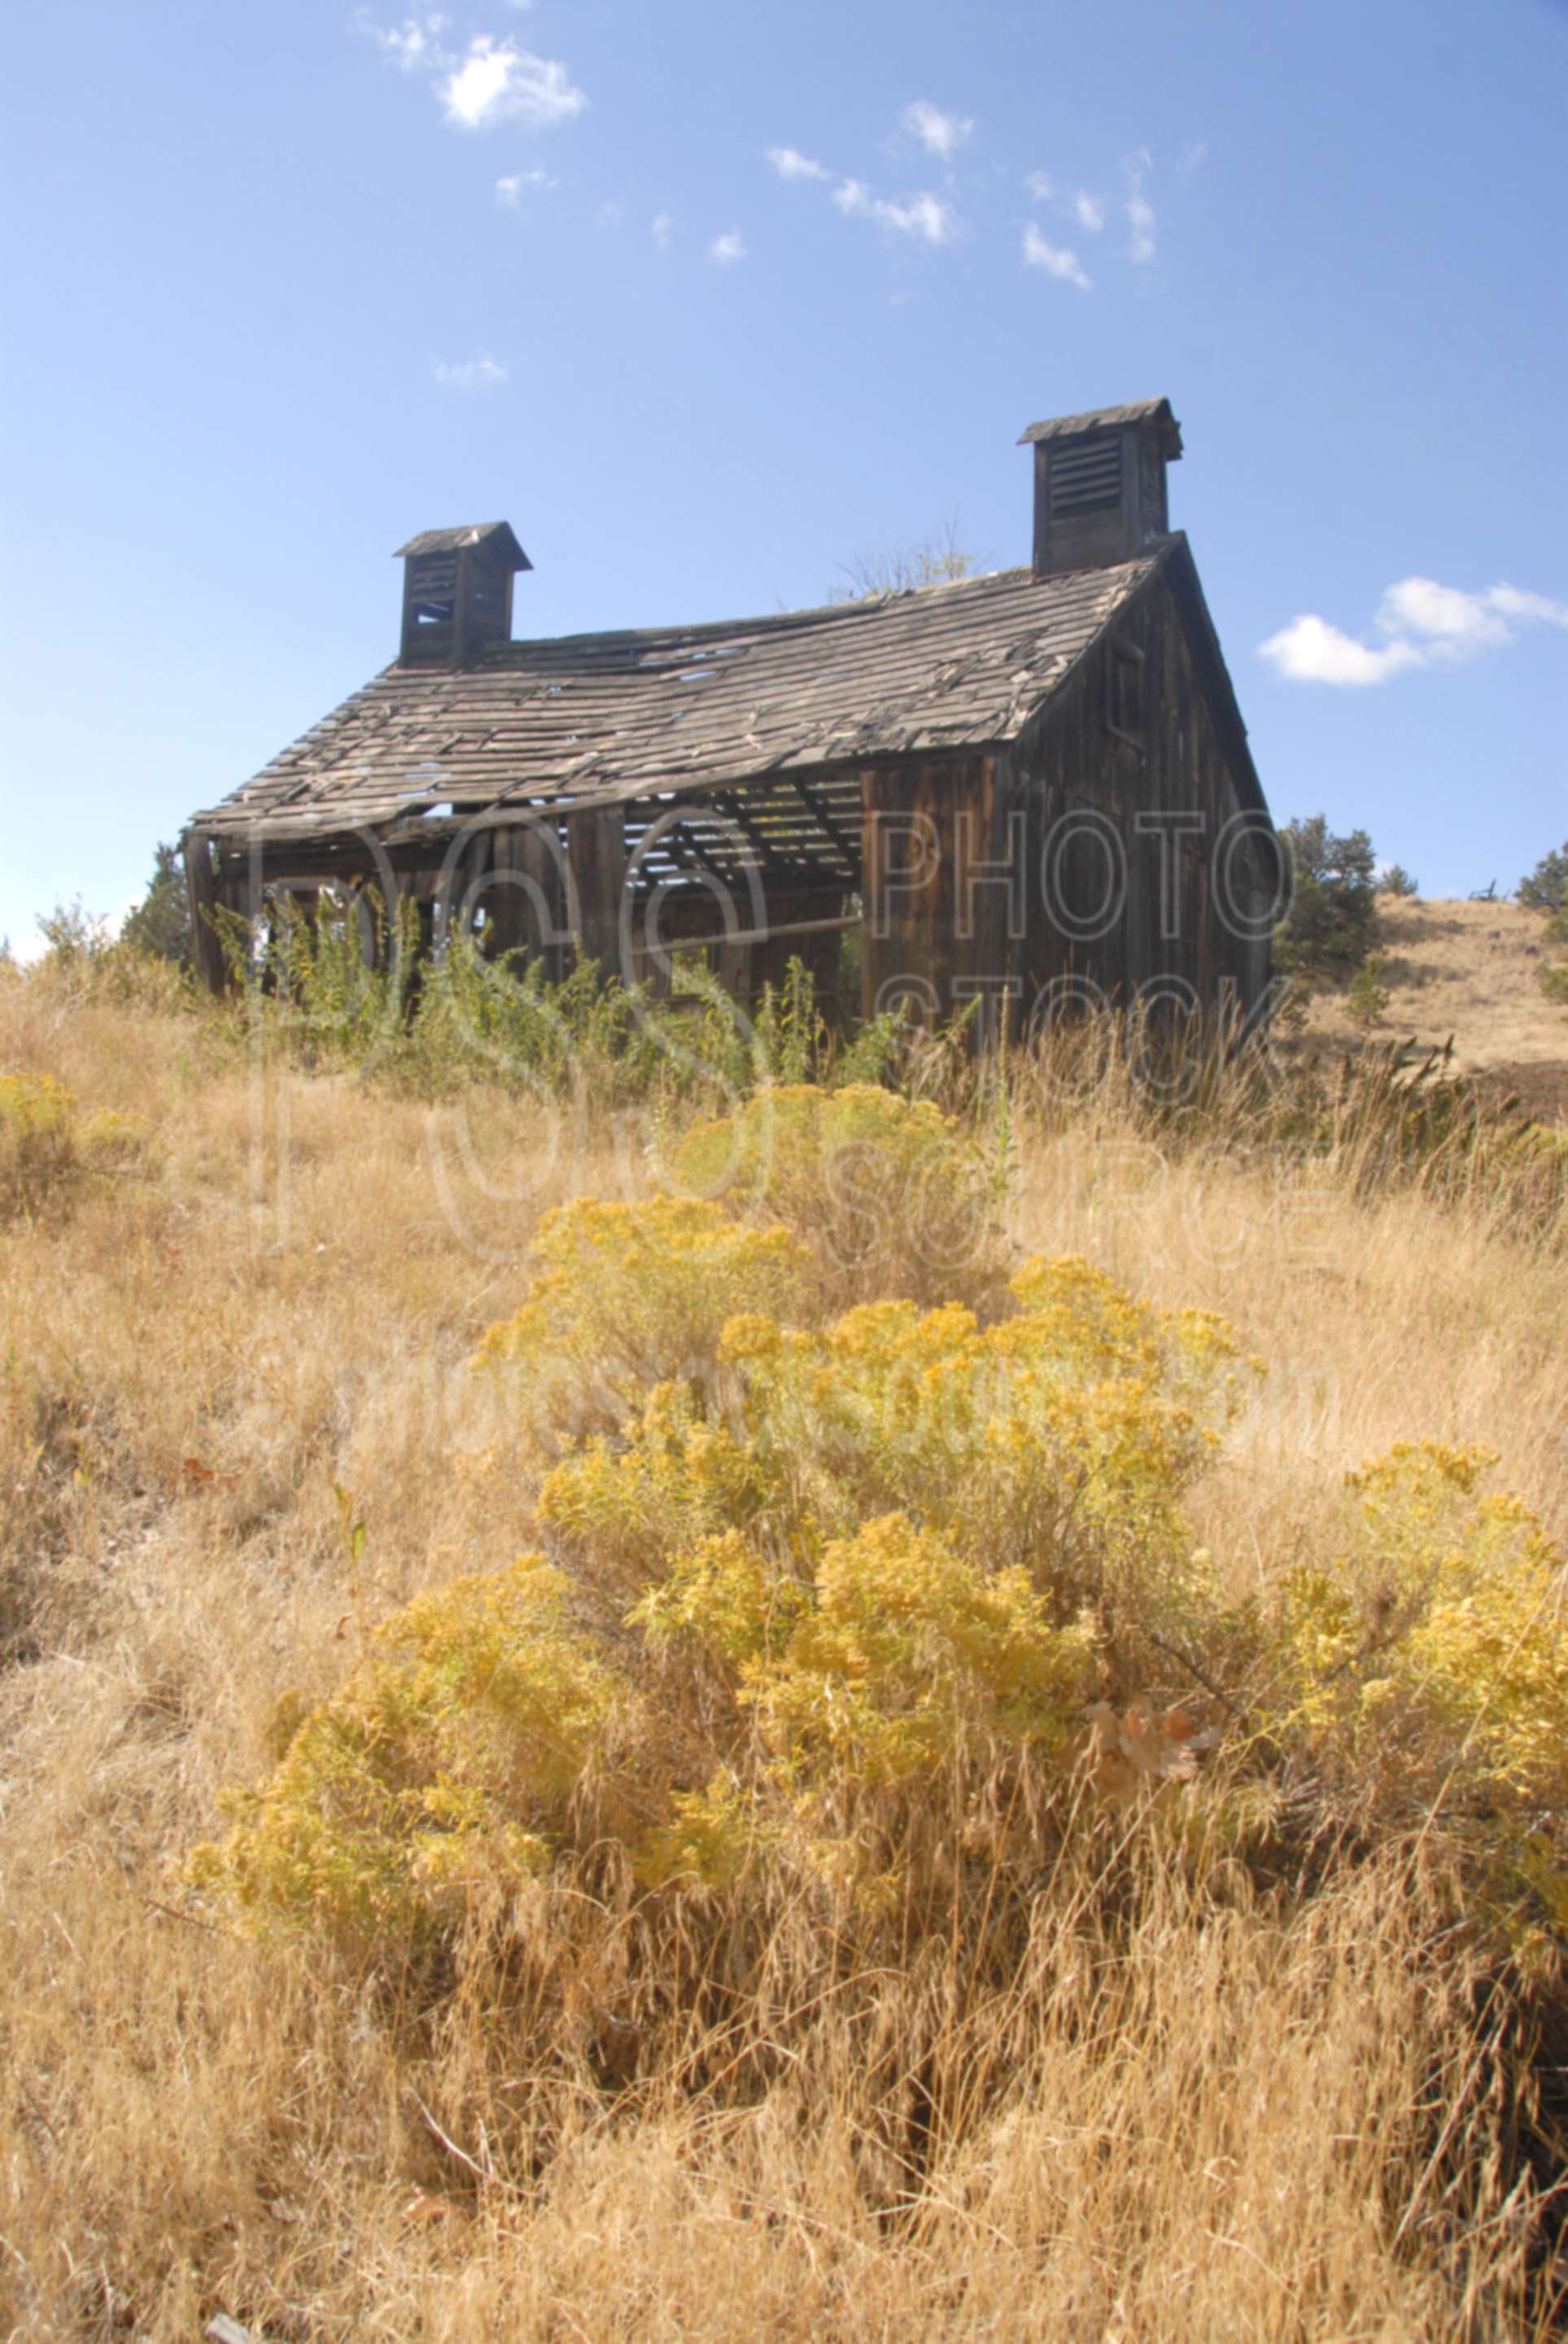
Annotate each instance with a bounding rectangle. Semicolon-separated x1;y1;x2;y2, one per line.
0;962;1564;2340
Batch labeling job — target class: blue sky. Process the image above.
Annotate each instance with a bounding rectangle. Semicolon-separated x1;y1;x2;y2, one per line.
2;0;1565;947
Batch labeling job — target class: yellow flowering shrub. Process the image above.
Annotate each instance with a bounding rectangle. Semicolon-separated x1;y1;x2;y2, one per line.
723;1258;1246;1646
188;1557;621;1952
1275;1443;1568;1840
475;1194;813;1439
745;1513;1094;1787
194;1190;1568;1983
535;1253;1247;1669
671;1082;1004;1305
0;1072;146;1218
539;1380;780;1588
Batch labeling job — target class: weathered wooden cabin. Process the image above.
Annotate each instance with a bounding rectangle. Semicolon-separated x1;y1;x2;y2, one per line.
185;398;1278;1032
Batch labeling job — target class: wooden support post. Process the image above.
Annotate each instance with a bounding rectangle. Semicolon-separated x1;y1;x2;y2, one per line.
566;805;627;981
181;829;228;995
715;933;753;1004
516;819;568;982
483;829;526;960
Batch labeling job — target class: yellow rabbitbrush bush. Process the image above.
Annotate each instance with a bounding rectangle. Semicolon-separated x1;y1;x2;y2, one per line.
552;1253;1254;1663
474;1193;813;1444
196;1248;1248;1962
1273;1441;1568;1926
0;1069;146;1218
671;1081;1007;1306
189;1558;621;1953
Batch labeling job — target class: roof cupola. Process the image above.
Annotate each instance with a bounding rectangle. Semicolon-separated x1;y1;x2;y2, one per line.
395;522;531;669
1019;399;1182;578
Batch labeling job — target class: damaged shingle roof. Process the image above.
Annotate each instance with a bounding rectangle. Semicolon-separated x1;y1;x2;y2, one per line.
194;551;1164;843
392;522;531;566
1018;398;1182;455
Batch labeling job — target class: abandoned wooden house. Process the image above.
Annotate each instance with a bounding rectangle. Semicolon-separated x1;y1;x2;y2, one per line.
184;397;1278;1032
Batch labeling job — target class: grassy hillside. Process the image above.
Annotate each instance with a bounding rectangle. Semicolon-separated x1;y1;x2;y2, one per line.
1298;895;1568;1122
1;952;1565;2341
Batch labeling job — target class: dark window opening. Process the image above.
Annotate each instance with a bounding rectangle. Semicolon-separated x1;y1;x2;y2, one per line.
1106;638;1145;746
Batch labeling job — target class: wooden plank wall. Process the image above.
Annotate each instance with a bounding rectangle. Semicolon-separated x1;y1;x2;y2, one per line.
1013;572;1273;1026
860;755;1002;1026
566;805;628;979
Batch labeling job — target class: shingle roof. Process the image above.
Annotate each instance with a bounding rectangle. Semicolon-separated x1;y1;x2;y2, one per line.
194;551;1164;843
393;523;531;567
1019;400;1182;458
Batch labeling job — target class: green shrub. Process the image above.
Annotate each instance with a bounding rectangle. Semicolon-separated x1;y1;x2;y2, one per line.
1274;815;1380;983
1346;953;1391;1030
120;841;193;966
1518;841;1568;915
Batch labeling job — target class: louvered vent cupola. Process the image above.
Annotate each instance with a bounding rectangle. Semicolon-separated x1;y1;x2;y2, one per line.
395;522;531;670
1019;400;1183;578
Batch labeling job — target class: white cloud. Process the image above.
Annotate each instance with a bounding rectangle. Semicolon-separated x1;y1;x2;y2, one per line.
1487;584;1568;628
1257;615;1421;687
1124;148;1156;263
767;145;830;181
496;166;554;204
434;355;507;390
1378;576;1509;648
651;210;673;249
440;35;586;130
1025;172;1103;234
903;98;973;161
361;11;448;72
834;178;956;244
1177;139;1208;177
1021;221;1091;290
1260;576;1568;685
708;230;747;265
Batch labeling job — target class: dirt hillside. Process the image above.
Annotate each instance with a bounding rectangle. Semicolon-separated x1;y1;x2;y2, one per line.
1299;896;1568;1123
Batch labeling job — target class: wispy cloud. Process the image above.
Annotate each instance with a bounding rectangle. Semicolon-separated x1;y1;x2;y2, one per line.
1177;139;1208;178
360;14;586;133
439;35;586;129
1260;576;1568;685
767;145;830;181
708;230;747;265
496;166;554;204
434;355;507;390
1021;221;1091;290
651;210;673;249
902;98;973;161
1025;172;1104;234
1124;148;1156;263
360;11;448;72
834;179;957;244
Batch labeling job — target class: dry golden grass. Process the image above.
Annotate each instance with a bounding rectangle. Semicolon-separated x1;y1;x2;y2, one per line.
1;968;1564;2341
